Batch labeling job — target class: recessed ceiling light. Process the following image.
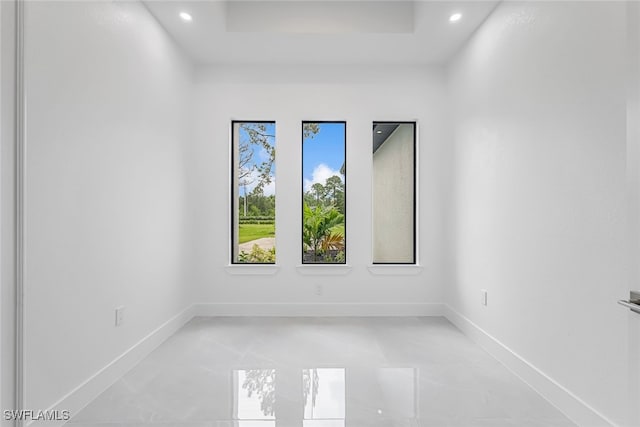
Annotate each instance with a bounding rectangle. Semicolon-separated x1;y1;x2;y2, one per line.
179;12;193;22
449;13;462;22
376;130;383;134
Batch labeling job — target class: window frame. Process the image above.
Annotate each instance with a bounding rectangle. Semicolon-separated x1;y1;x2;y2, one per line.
301;121;347;265
230;120;277;265
371;121;417;265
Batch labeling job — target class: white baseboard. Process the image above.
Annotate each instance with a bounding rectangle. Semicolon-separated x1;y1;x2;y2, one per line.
36;305;196;427
194;302;445;317
443;304;616;427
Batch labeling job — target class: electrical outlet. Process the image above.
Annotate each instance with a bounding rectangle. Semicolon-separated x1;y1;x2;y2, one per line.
481;290;488;306
315;284;323;296
115;306;125;326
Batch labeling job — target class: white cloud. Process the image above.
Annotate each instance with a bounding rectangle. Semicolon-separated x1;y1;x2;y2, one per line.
239;169;276;197
304;163;342;193
262;179;276;197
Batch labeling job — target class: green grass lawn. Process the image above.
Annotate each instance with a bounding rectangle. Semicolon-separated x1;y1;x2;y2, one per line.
239;223;275;244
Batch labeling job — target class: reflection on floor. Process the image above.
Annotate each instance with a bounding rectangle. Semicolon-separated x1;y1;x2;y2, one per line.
67;317;575;427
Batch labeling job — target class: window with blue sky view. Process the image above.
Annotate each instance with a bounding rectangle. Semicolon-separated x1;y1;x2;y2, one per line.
232;121;276;264
302;122;346;264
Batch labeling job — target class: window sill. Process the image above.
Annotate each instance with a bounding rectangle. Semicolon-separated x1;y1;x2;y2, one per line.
225;265;280;275
367;265;423;276
296;265;353;275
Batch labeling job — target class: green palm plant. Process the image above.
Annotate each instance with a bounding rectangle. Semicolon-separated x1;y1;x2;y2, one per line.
303;203;344;262
320;230;345;253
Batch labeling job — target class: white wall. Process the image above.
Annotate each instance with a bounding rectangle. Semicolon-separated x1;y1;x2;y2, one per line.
1;1;17;423
447;2;630;425
373;124;415;263
23;1;194;412
626;3;640;425
191;65;448;309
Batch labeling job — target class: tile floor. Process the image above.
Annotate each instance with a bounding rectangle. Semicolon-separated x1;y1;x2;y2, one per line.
67;317;575;427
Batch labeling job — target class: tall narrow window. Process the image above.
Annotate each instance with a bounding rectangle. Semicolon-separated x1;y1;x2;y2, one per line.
232;121;276;264
302;122;346;264
372;122;416;264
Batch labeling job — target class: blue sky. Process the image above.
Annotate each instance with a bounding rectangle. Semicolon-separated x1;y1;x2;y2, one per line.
303;122;345;192
237;122;276;197
238;122;345;196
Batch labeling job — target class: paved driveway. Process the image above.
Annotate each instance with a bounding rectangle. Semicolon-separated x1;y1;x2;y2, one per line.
238;237;275;252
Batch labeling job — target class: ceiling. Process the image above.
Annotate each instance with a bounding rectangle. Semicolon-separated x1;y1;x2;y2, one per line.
143;0;500;66
373;123;400;153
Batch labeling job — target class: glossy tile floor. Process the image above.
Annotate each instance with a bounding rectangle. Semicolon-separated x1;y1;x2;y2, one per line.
68;317;575;427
